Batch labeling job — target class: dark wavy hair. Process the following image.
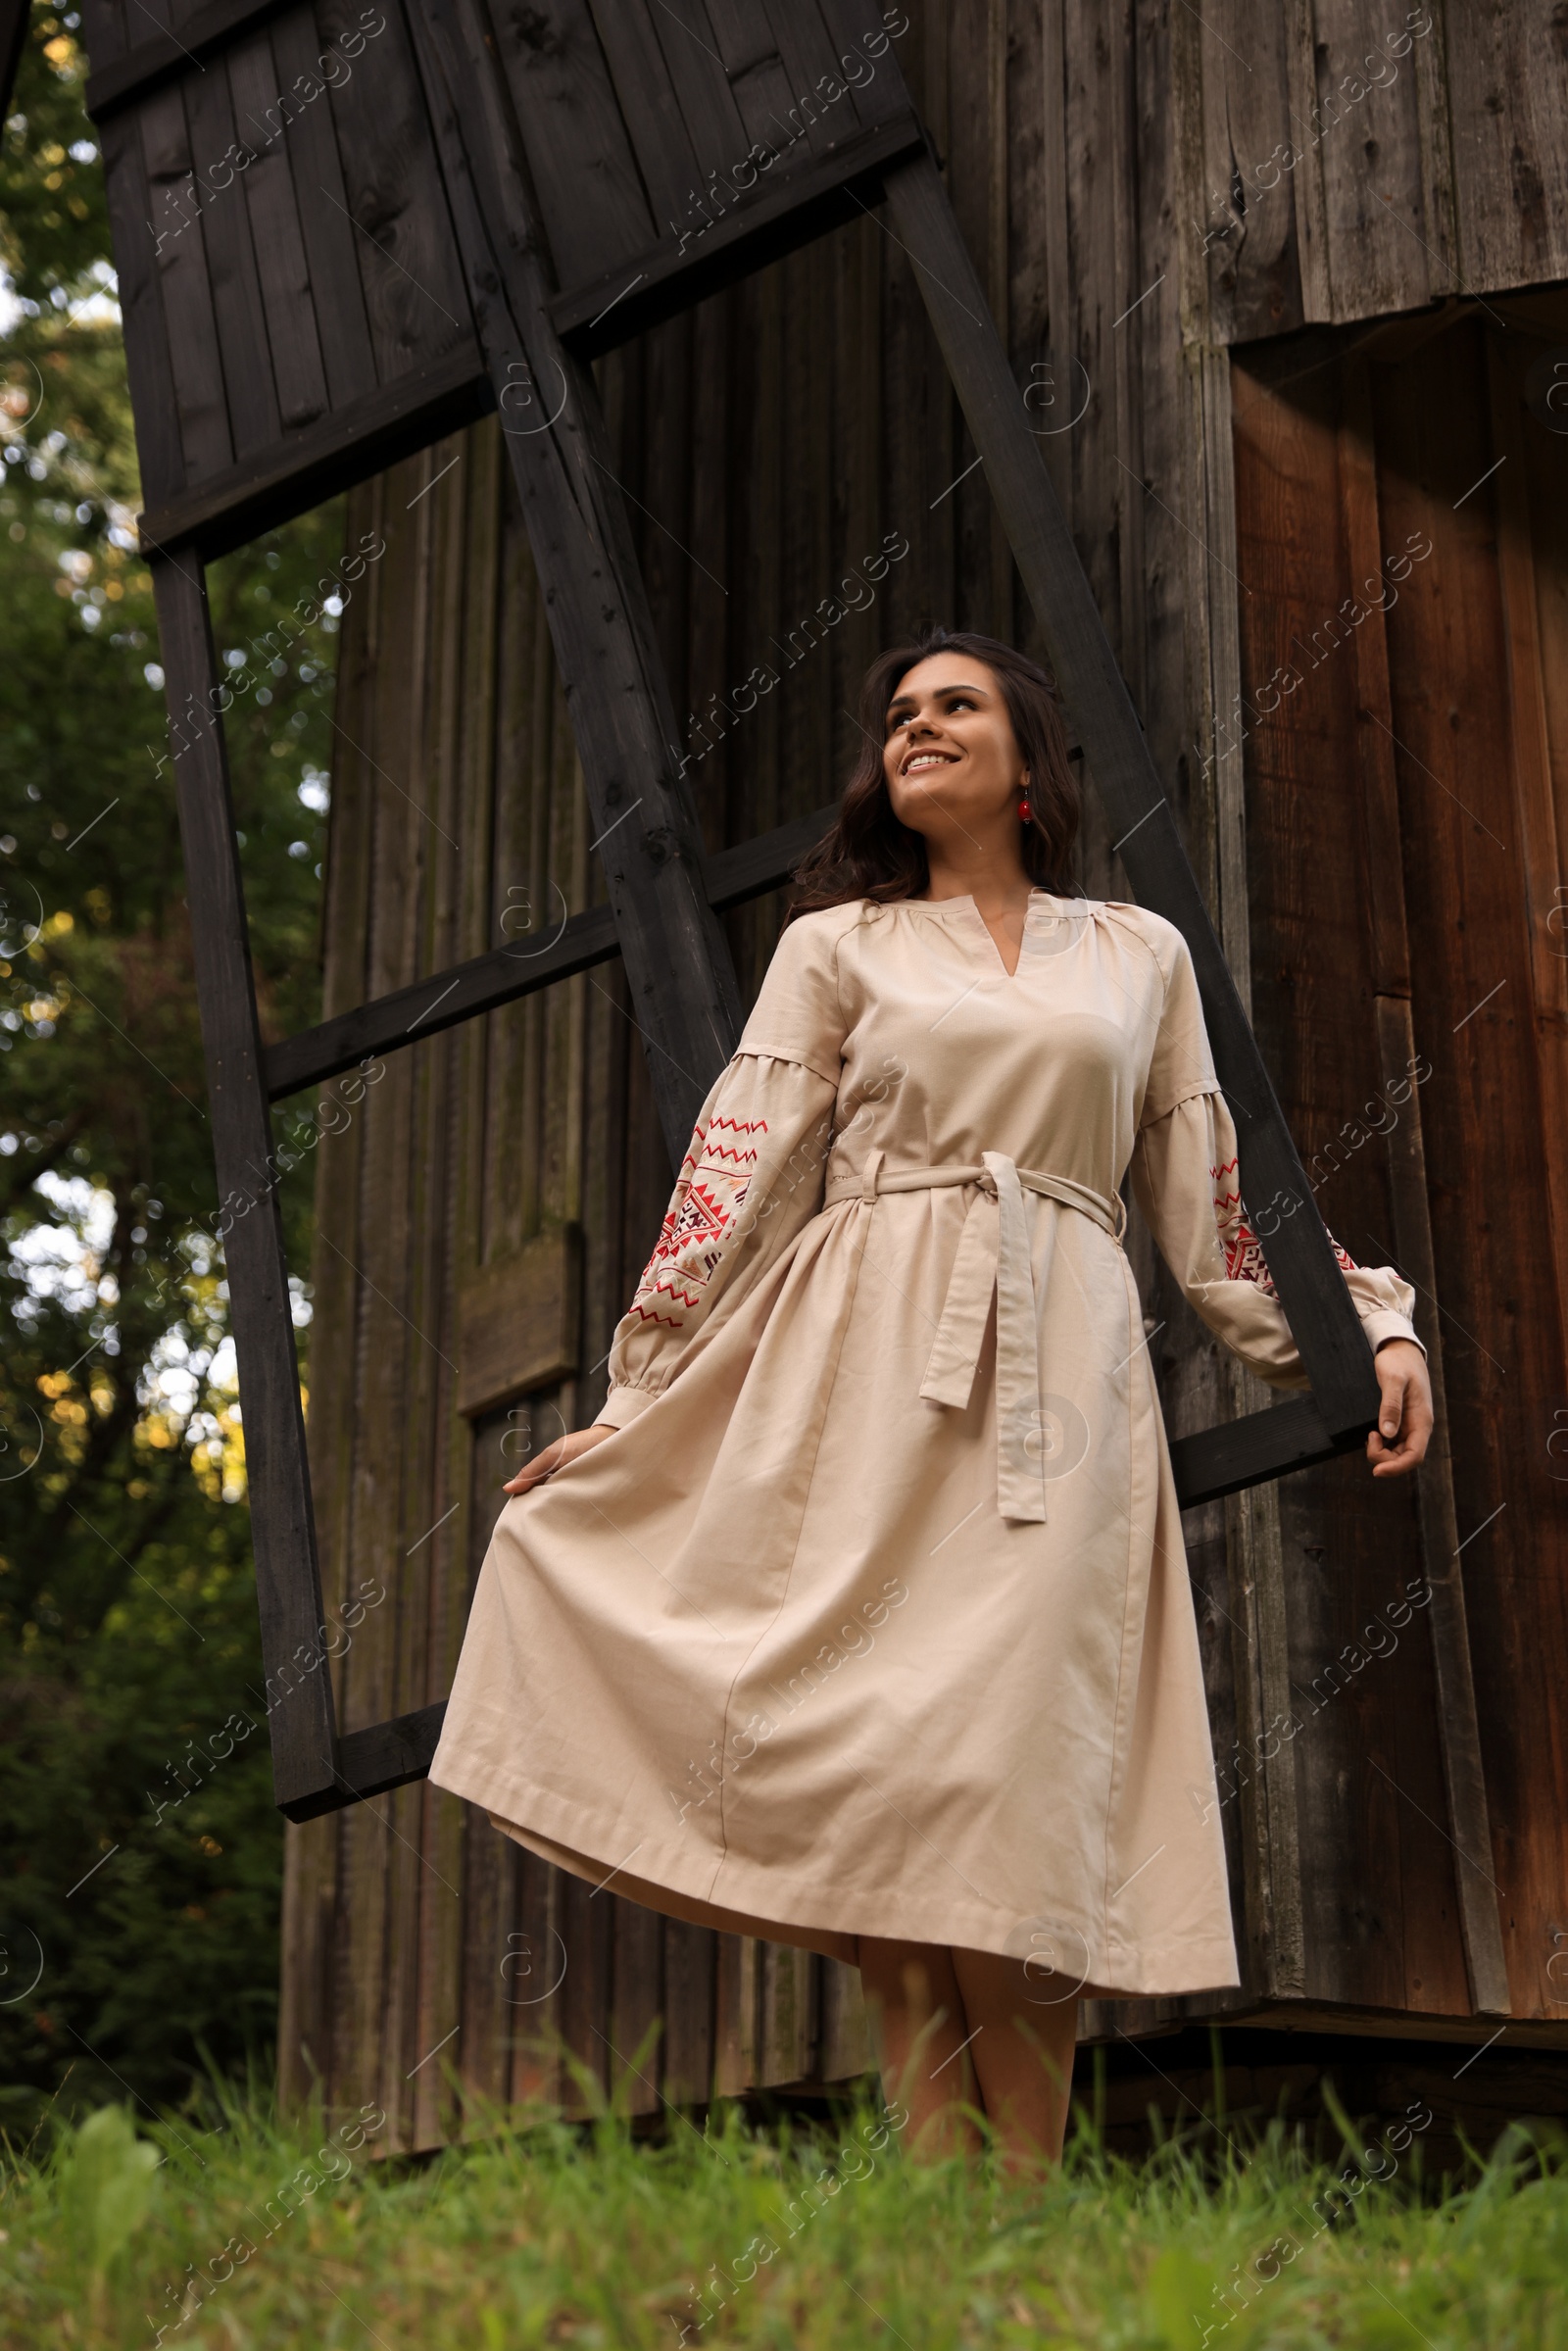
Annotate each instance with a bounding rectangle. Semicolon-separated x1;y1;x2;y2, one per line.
786;627;1079;919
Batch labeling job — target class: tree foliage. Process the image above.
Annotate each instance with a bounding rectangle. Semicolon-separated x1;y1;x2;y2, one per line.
1;2;345;2130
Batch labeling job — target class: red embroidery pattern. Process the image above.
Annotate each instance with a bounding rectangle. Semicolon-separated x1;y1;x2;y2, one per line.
629;1113;769;1329
1209;1154;1358;1295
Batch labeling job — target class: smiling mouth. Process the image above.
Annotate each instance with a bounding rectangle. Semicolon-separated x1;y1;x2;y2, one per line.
902;749;958;776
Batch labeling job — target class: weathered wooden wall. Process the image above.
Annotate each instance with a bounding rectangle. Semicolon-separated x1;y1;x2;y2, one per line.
279;0;1568;2143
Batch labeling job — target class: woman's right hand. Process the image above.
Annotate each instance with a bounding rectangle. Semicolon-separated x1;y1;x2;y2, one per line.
503;1424;614;1495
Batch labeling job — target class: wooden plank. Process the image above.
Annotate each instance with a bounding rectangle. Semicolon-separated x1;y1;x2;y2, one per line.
285;472;385;2104
1443;0;1568;298
1337;350;1507;2011
325;441;433;2142
712;1933;760;2095
662;1921;716;2107
942;0;1000;637
1485;331;1568;1328
751;0;867;162
224;21;333;431
631;0;755;199
318;0;472;385
816;1953;871;2082
879;148;1382;1444
276;1810;336;2102
136;341;492;560
97;103;189;504
149;550;336;1810
1191;0;1302;346
1199;350;1304;2007
583;0;703;226
1167;1395;1351;1507
268;3;380;410
705;0;801;166
1287;0;1432;325
403;438;475;2154
610;1897;663;2117
557;1869;612;2119
1372;996;1509;2015
491;0;656;293
1058;0;1134;683
456;1225;582;1417
325;1701;448;1811
758;1944;815;2086
512;1847;565;2113
550;115;924;361
177;44;285;456
140;84;235;480
443;426;510;2136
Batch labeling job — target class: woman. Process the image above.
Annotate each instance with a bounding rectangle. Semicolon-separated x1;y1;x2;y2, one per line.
430;629;1432;2167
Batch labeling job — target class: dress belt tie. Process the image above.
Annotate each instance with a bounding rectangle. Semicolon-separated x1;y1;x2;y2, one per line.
823;1150;1127;1526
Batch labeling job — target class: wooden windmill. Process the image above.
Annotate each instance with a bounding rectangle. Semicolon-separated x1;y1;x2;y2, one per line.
52;0;1568;2141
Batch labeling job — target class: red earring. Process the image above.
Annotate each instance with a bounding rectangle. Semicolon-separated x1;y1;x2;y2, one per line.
1018;796;1032;823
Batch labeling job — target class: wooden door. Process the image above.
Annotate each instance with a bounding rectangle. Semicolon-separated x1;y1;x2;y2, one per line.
1231;291;1568;2024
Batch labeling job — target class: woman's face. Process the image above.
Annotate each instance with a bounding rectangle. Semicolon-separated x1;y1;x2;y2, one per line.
881;654;1028;847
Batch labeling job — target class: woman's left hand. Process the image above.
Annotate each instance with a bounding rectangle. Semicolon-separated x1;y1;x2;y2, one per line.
1366;1339;1433;1478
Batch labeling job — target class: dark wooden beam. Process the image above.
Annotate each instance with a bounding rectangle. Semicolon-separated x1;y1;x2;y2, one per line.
150;552;338;1815
0;0;29;124
268;904;618;1100
880;150;1384;1449
280;1701;450;1822
1167;1396;1358;1511
551;117;926;361
396;0;754;1165
264;800;839;1100
137;344;493;563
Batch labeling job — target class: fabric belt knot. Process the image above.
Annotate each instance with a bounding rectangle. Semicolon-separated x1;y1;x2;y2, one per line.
917;1151;1052;1523
846;1151;1125;1527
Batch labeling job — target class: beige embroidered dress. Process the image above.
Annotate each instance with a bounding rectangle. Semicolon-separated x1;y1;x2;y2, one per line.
430;890;1421;1993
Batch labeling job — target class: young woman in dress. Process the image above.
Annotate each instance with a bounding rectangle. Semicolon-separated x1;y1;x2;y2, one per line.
430;630;1433;2168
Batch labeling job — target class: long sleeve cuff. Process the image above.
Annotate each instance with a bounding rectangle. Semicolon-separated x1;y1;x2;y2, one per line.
1364;1310;1427;1361
593;1384;659;1431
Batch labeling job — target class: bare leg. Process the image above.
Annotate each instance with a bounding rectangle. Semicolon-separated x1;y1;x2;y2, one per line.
950;1946;1079;2171
857;1936;983;2160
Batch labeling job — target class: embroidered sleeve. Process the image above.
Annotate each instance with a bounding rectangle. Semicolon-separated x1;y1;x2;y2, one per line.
593;912;852;1428
1131;1077;1425;1390
1209;1149;1360;1296
593;1055;839;1427
629;1109;773;1334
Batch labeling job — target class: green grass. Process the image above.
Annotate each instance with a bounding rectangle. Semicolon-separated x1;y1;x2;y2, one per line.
3;2069;1565;2349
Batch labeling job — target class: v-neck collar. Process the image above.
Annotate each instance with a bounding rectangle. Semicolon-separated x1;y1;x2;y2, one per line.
899;888;1094;981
